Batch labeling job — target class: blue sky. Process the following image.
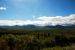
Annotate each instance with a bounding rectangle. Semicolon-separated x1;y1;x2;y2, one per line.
0;0;75;20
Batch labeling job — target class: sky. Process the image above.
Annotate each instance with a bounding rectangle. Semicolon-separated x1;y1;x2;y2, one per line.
0;0;75;26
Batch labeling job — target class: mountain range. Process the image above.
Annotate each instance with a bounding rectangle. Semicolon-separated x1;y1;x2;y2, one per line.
0;25;75;30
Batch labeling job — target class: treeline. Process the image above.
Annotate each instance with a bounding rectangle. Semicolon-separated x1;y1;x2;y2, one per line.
0;28;75;50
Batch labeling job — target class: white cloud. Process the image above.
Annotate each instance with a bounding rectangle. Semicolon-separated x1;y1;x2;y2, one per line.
0;20;33;26
0;14;75;26
36;14;75;26
0;7;6;10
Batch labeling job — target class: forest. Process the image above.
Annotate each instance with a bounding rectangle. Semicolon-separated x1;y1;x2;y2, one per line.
0;28;75;50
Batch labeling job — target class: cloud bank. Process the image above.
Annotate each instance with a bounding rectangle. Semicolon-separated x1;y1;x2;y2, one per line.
0;7;6;10
0;14;75;26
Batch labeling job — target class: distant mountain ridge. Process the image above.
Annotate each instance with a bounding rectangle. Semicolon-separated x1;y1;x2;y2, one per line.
0;25;75;30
